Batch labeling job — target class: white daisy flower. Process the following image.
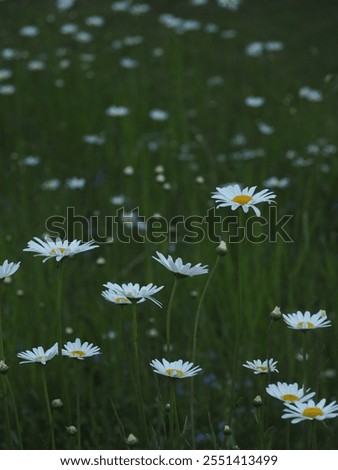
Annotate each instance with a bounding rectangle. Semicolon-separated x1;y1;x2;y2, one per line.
103;282;163;307
65;177;86;189
150;358;202;379
212;184;276;216
101;290;132;305
56;0;75;11
0;84;15;95
106;105;129;117
149;109;169;121
152;251;208;278
19;25;40;37
282;311;331;330
41;178;61;191
17;343;58;365
266;382;315;403
282;399;338;424
217;0;241;10
23;237;99;263
243;358;279;375
263;176;290;189
62;338;101;360
245;96;265;108
0;260;21;279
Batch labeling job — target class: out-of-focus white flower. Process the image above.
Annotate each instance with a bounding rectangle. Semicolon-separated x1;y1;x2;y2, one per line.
56;0;75;11
106;105;129;117
245;96;265;108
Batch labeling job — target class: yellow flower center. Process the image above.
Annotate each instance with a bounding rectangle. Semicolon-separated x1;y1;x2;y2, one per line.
256;366;268;373
115;296;129;303
166;368;184;378
70;350;85;357
302;407;324;419
297;321;314;328
50;247;66;255
282;394;299;402
232;195;253;205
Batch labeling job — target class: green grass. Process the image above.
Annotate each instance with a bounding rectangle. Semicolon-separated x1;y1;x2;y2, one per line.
1;0;338;450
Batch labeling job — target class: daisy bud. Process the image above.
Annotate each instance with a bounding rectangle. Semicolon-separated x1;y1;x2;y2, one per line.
216;240;228;256
223;425;232;436
253;395;263;407
51;398;63;409
123;166;134;176
165;403;171;412
155;174;166;183
126;433;138;446
3;276;12;285
96;257;106;266
0;360;9;375
154;165;165;174
233;445;240;450
66;425;77;436
270;306;282;320
163;182;171;191
195;176;205;184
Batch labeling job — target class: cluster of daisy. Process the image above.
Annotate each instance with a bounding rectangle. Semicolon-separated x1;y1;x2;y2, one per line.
242;307;336;425
2;181;336;448
101;250;209;379
17;339;101;364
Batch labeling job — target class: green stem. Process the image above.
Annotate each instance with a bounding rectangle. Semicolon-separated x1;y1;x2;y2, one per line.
311;420;317;450
56;262;71;425
285;421;290;450
191;257;220;363
302;331;308;392
190;255;221;449
229;218;244;427
2;377;13;449
265;319;274;385
132;303;150;448
255;407;265;450
76;361;81;450
169;380;179;449
166;277;178;359
41;367;56;450
5;376;23;449
0;284;14;449
0;285;5;361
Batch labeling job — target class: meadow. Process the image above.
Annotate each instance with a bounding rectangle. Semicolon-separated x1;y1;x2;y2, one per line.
1;0;338;450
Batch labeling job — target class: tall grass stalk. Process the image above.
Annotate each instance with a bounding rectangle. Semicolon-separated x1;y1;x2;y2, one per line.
0;286;14;449
5;376;23;449
169;379;179;449
166;277;179;359
190;254;221;449
41;366;56;449
131;303;150;448
228;216;244;428
56;262;71;426
75;360;81;450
